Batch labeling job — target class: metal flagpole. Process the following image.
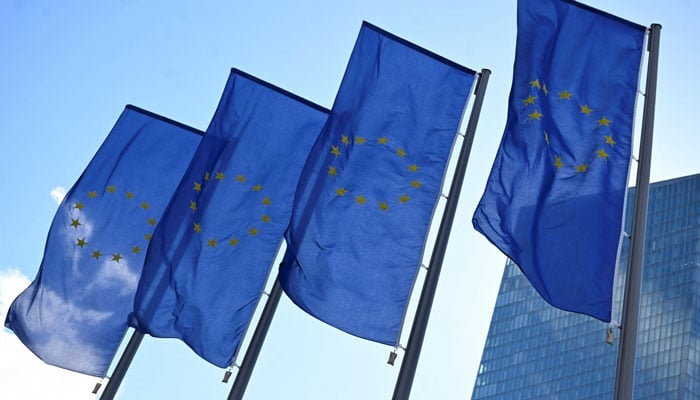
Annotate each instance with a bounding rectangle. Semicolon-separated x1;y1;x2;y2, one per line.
614;23;661;400
100;330;145;400
392;69;490;400
227;278;283;400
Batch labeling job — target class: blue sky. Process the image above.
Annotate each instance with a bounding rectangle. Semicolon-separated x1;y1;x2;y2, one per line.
1;1;698;399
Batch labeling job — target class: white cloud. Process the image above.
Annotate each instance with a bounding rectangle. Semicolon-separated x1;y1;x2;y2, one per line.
89;259;139;297
24;285;114;372
2;267;114;374
50;186;68;205
0;268;104;399
0;269;30;320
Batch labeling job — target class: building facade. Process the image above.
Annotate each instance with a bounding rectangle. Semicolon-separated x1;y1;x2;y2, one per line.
471;174;700;399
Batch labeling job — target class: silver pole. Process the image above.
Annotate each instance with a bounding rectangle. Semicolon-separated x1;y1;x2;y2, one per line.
392;69;491;400
614;23;661;400
227;278;283;400
100;331;144;400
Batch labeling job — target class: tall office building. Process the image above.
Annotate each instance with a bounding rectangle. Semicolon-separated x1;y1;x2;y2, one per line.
471;173;699;399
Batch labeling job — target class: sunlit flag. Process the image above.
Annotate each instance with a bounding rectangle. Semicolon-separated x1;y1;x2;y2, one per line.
5;106;202;376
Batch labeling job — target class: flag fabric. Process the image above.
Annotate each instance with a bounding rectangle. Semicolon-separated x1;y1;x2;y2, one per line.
130;69;329;368
279;22;475;345
4;106;202;376
472;0;646;322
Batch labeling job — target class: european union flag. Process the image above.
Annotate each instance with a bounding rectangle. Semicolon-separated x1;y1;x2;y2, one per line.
4;106;202;376
280;22;475;345
473;0;646;322
130;69;329;367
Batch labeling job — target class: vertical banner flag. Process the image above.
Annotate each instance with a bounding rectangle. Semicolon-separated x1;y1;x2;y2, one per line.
280;22;475;345
4;106;202;376
130;69;329;367
473;0;646;321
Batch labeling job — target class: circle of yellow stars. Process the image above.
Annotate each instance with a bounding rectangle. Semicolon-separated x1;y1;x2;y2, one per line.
72;185;158;264
525;78;617;175
188;169;273;251
326;133;423;214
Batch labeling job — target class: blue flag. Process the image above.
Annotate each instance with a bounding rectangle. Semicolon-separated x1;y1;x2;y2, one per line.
4;106;202;376
130;69;329;367
280;22;475;345
472;0;646;322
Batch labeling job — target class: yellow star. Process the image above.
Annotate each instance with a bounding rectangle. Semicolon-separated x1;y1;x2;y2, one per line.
144;233;152;241
554;156;564;171
262;197;271;206
88;191;98;198
189;200;197;212
543;84;549;95
261;214;270;223
597;116;611;127
74;202;84;211
379;201;389;212
399;194;410;204
208;238;218;247
131;246;141;254
76;238;87;248
204;171;210;181
355;136;366;145
126;191;134;199
410;180;422;189
215;171;225;181
70;218;81;229
236;175;246;183
107;185;116;194
408;164;419;172
194;182;202;192
112;253;123;263
559;90;572;100
528;110;543;121
377;136;389;145
523;95;537;106
141;202;149;210
252;184;262;192
580;104;593;115
355;195;366;205
397;148;407;158
331;145;340;157
229;237;239;247
147;217;156;226
576;163;589;173
597;148;610;160
91;250;102;260
335;188;348;197
249;227;258;236
530;79;541;89
341;135;350;145
604;135;616;146
193;223;202;233
544;131;550;145
328;165;338;178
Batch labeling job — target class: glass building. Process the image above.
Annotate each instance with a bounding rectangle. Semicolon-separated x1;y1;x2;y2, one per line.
471;174;700;399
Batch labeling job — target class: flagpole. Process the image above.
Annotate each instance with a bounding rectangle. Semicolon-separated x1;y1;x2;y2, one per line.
614;23;661;400
392;68;490;400
227;278;283;400
100;330;144;400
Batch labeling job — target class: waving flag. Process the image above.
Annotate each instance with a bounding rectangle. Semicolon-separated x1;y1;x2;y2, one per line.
130;69;329;367
472;0;646;321
280;22;475;345
4;106;202;376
